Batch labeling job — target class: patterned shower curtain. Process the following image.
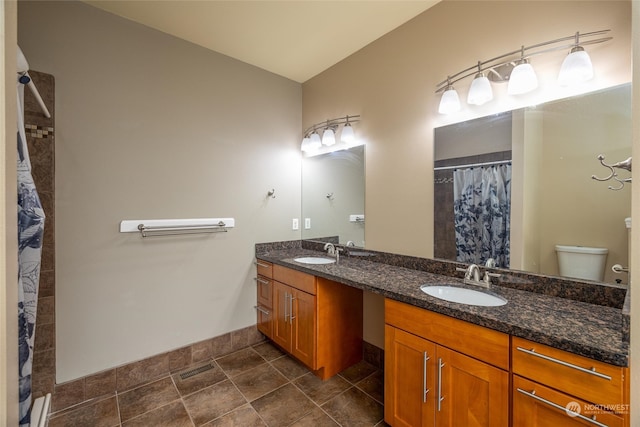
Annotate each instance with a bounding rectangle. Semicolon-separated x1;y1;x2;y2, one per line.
453;164;511;268
17;81;46;426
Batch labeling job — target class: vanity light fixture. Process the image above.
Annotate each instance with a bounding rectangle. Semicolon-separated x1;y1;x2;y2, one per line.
438;78;461;114
558;32;594;86
467;62;493;105
322;122;336;146
301;115;361;155
507;48;538;95
340;119;355;143
436;29;611;114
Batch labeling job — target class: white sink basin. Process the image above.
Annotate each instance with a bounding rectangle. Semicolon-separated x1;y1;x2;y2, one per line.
293;256;336;265
420;285;507;307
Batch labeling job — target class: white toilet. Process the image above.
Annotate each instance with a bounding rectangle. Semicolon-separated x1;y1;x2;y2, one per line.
555;245;608;281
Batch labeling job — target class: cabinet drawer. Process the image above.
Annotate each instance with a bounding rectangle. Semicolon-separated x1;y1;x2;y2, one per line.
512;337;628;406
273;264;316;295
256;304;272;338
256;259;273;278
514;375;626;427
256;275;273;308
385;299;509;370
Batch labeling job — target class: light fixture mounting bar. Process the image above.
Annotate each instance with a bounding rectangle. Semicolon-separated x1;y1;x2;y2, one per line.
303;115;361;137
435;29;611;93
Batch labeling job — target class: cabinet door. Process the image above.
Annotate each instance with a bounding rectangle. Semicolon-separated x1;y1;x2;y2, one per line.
513;375;625;427
435;346;508;427
384;325;436;427
272;281;291;351
290;289;316;368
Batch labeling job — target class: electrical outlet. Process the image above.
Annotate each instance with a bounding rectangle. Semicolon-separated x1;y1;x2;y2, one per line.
292;218;299;230
304;218;311;229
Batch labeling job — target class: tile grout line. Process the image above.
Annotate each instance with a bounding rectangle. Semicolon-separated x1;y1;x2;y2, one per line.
287;376;339;427
170;374;197;427
114;390;123;427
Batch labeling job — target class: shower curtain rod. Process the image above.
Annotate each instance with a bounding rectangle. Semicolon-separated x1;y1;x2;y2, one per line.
434;159;511;171
17;46;51;119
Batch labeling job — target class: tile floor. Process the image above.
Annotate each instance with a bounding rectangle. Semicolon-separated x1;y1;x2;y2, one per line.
48;341;388;427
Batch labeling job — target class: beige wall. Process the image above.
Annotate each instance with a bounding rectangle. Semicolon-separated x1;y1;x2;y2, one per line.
303;1;632;347
1;1;19;424
18;1;302;382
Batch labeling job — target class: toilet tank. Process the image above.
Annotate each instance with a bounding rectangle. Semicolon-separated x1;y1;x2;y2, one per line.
555;245;608;281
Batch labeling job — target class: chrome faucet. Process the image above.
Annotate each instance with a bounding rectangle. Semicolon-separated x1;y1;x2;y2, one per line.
324;243;336;255
456;263;487;287
466;264;481;282
324;243;342;264
456;263;503;287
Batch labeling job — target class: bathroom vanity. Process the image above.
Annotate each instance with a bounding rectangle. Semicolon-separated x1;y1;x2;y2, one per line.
255;240;630;427
255;259;363;380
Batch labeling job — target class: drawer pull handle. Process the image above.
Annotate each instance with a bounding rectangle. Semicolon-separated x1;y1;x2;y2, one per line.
516;347;612;381
255;261;271;268
423;351;430;403
256;278;270;285
516;388;609;427
437;358;445;411
254;306;270;315
284;293;289;322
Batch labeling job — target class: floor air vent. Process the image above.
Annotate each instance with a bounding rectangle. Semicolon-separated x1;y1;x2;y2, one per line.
179;363;214;380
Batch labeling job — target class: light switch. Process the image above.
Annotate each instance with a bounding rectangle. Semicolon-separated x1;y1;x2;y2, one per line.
292;218;299;230
304;218;311;229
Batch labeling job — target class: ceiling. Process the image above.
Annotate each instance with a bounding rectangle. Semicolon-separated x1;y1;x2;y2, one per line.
84;1;440;83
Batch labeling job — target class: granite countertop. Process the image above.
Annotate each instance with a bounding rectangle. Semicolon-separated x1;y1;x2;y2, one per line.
256;246;629;367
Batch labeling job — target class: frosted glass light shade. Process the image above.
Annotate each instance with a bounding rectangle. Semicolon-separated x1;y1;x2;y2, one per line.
558;47;593;86
438;87;461;114
309;132;322;149
341;123;355;143
301;137;312;152
467;74;493;106
508;61;538;95
322;128;336;146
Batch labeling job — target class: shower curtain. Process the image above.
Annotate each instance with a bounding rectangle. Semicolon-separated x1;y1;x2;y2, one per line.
453;164;510;268
17;80;46;426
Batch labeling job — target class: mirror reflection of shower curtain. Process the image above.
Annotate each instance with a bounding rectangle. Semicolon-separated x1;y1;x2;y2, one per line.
453;164;510;267
17;80;45;426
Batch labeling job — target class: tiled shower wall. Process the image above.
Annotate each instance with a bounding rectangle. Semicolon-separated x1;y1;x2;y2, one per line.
23;70;56;399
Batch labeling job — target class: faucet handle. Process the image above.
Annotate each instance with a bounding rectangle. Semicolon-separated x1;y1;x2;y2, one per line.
483;272;501;285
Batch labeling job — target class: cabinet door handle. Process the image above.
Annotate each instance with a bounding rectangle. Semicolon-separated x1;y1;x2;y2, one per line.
255;261;270;268
516;347;612;381
437;358;445;411
254;306;270;315
516;388;609;427
289;295;296;322
256;277;270;285
423;351;430;403
284;292;289;322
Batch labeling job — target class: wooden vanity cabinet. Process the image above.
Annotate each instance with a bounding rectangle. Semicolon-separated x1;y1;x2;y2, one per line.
385;299;509;427
257;261;363;380
512;337;630;427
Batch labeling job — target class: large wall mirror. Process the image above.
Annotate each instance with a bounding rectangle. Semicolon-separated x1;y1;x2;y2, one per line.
434;84;631;284
301;145;365;246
